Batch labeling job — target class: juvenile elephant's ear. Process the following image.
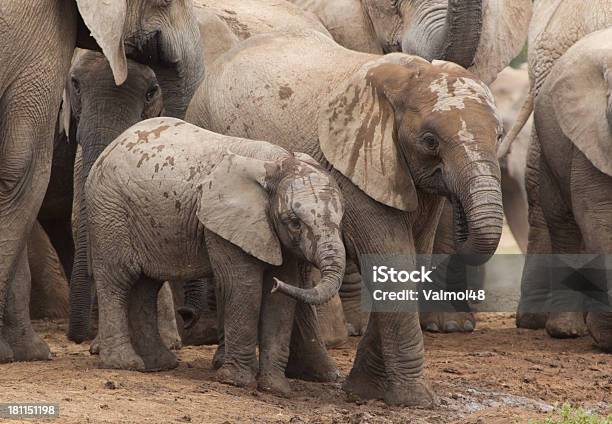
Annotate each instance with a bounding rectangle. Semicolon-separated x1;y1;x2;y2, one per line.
76;0;128;85
318;54;424;211
197;152;283;266
550;35;612;177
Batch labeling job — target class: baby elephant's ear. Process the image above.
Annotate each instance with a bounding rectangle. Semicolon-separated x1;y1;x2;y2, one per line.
197;153;283;266
318;54;424;212
550;32;612;177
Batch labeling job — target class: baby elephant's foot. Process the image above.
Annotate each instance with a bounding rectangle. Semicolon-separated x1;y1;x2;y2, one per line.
342;366;385;402
384;379;437;408
216;362;257;388
11;333;51;362
516;311;547;329
546;312;588;338
258;370;291;397
420;312;475;333
100;340;146;371
0;337;14;363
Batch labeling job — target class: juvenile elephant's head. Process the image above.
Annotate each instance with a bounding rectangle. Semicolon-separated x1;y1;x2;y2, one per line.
67;51;163;342
197;150;346;305
320;55;504;264
76;0;203;118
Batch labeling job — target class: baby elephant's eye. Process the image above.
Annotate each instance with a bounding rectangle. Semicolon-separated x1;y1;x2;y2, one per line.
421;133;439;151
146;84;159;102
288;219;302;232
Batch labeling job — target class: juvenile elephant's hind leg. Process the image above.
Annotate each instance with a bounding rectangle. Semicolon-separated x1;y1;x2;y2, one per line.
539;158;587;339
129;278;178;371
4;250;51;362
96;266;145;371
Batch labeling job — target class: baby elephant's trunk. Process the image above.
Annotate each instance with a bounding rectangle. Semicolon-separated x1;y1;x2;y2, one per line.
272;237;346;305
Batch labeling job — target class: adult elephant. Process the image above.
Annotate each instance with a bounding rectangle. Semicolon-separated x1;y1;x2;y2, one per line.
188;29;504;406
531;28;612;352
0;0;203;363
499;0;612;338
288;0;531;84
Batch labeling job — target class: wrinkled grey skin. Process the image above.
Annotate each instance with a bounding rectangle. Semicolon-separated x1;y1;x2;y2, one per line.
515;0;612;338
529;29;612;352
0;0;203;364
87;118;345;394
189;30;504;406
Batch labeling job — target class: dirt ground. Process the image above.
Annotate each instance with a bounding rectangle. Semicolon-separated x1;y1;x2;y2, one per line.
2;229;610;423
0;314;609;424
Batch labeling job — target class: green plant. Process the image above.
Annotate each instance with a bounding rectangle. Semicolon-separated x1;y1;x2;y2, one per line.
529;404;612;424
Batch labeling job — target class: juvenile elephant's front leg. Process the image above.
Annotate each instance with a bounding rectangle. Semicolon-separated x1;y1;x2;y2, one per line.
205;230;263;388
341;216;435;408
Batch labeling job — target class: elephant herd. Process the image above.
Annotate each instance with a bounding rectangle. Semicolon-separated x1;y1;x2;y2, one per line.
0;0;610;409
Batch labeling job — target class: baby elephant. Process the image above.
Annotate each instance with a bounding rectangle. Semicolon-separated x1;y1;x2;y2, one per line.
86;118;346;389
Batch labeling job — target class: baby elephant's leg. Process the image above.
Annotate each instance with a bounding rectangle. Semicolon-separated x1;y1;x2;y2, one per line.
96;266;145;371
206;230;263;388
258;262;299;396
129;278;178;371
157;282;182;350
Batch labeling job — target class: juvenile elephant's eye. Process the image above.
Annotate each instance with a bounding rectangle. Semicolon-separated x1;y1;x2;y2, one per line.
146;84;159;102
288;219;302;232
420;133;439;152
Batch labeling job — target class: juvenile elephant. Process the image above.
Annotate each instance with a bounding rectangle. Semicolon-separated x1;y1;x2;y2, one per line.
530;28;612;352
188;29;504;406
500;0;612;337
86;118;346;392
289;0;531;84
0;0;203;364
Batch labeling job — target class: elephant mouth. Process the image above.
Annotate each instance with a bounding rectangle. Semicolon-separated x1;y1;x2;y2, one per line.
126;31;176;68
450;194;469;244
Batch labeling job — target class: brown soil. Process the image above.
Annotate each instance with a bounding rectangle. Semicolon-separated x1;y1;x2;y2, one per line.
1;315;610;424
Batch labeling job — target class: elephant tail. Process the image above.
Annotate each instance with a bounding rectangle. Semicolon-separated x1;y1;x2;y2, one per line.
497;89;533;160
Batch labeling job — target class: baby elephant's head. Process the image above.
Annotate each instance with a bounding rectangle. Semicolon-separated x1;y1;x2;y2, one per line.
198;147;345;305
269;155;345;304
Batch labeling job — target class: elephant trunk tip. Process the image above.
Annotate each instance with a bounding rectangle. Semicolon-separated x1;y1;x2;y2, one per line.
271;277;330;305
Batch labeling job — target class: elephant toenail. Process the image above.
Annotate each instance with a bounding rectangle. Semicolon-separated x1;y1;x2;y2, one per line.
463;321;474;332
425;323;439;332
444;321;460;332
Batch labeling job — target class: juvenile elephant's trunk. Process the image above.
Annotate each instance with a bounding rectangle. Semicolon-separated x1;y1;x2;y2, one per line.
402;0;483;69
68;127;126;343
452;170;503;266
272;237;346;305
